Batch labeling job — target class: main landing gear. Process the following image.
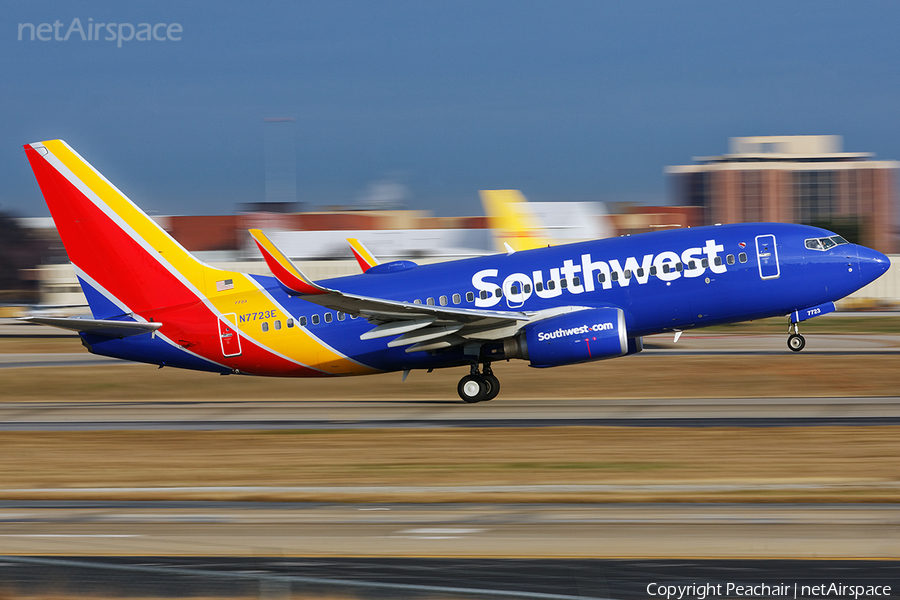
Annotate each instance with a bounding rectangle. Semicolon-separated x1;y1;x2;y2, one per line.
787;321;806;352
457;363;501;403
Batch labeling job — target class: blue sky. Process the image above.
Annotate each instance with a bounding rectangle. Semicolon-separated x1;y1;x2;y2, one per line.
3;1;900;217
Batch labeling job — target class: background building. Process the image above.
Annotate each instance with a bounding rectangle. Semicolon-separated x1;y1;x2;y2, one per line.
667;135;898;253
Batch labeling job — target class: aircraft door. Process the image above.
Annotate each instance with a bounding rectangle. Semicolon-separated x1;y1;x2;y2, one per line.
755;234;780;280
218;313;242;357
503;274;531;309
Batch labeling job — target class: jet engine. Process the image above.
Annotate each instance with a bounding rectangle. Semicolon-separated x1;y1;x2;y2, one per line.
502;307;638;368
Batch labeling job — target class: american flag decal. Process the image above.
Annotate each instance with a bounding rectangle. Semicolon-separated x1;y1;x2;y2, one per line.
216;279;234;292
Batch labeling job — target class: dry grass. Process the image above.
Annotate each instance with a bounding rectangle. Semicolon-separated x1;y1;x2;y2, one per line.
2;352;900;401
1;426;899;503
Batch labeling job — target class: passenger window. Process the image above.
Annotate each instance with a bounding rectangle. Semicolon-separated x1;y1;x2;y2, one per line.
739;252;748;263
262;322;269;332
726;254;735;265
452;293;461;304
649;266;657;276
714;256;723;266
547;280;556;290
663;264;671;274
624;270;632;280
494;288;502;297
426;297;435;306
287;318;294;328
299;316;307;326
439;295;448;306
324;313;333;323
637;268;644;278
688;261;696;270
350;314;357;319
414;299;422;304
560;278;568;289
466;291;474;302
510;285;519;295
611;272;619;281
536;282;544;292
675;263;683;272
337;312;346;321
274;320;281;330
480;290;489;300
701;258;709;268
523;284;531;294
312;314;320;325
598;273;606;283
573;276;581;287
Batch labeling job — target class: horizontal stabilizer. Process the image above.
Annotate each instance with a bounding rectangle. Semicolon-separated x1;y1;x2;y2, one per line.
22;317;162;338
249;229;329;296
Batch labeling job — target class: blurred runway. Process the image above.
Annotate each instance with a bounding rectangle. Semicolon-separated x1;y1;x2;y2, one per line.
0;501;898;558
1;396;900;430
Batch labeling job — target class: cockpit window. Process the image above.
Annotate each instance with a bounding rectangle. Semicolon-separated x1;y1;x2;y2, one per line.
805;235;849;251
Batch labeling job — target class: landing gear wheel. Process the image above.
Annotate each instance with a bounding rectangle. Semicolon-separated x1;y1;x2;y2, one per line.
458;374;487;403
482;374;500;402
787;333;806;352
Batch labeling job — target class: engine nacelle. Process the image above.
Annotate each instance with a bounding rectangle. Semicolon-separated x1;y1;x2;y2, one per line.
504;307;630;368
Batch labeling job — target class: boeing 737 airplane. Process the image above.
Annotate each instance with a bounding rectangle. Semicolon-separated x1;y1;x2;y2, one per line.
23;140;891;402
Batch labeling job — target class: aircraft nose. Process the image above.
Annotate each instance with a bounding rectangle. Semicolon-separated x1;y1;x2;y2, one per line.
856;245;891;286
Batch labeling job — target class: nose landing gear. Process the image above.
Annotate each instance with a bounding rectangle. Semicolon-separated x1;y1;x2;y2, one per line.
457;363;501;403
787;322;806;352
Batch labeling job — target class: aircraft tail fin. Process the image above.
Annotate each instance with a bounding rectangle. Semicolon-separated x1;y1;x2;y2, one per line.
23;140;216;319
479;189;553;252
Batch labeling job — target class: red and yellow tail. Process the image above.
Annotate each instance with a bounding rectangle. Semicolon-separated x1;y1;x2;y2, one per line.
24;140;221;318
24;140;374;377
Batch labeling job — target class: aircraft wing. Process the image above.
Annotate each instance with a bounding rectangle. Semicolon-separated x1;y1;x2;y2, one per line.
22;316;162;338
249;228;534;352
